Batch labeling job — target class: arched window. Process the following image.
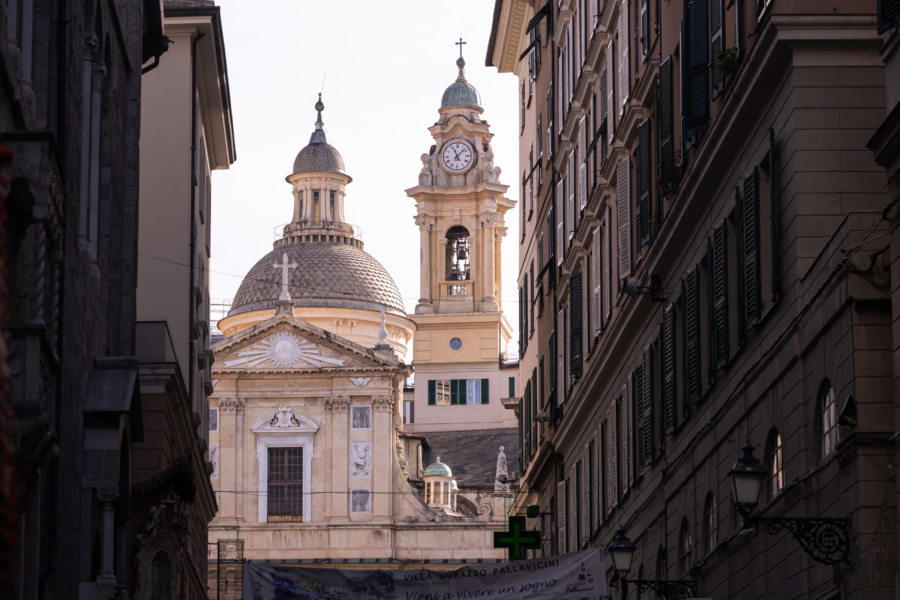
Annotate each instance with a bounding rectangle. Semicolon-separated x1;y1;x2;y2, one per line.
703;493;717;555
151;549;173;600
765;428;784;500
678;518;692;574
445;226;470;281
819;380;838;460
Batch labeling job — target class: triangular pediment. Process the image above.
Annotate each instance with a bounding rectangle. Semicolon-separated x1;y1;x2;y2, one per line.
212;313;402;373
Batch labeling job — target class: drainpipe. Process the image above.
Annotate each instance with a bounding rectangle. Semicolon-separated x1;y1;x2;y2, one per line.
188;32;204;416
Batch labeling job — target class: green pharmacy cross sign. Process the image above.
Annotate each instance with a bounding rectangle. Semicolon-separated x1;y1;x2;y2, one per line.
494;516;541;560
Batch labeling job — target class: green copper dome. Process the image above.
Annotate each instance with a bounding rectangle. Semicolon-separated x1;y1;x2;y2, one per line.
424;457;453;478
441;57;482;109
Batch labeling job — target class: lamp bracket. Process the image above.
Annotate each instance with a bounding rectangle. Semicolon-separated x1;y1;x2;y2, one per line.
755;516;850;565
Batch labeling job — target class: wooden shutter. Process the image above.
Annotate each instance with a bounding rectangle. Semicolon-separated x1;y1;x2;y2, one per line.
633;365;645;467
734;0;743;60
608;403;618;508
662;304;677;433
578;117;587;212
567;477;576;552
557;480;567;553
523;385;531;458
710;0;724;98
607;42;616;139
768;128;780;304
617;157;632;281
591;229;603;337
580;458;590;544
742;168;761;326
641;0;650;58
604;206;612;318
642;348;653;463
711;223;729;369
570;272;584;377
618;0;630;113
600;65;609;163
682;0;710;132
658;56;674;175
637;118;652;247
428;380;436;405
556;178;565;264
567;154;576;242
557;307;566;405
450;379;459;405
683;268;701;406
878;0;900;33
624;382;634;487
481;379;489;404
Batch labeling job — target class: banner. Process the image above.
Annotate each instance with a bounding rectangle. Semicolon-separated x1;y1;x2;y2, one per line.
244;548;607;600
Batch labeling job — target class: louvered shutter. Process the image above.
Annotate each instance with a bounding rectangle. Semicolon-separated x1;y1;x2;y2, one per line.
567;154;576;242
604;206;612;317
768;128;780;303
658;56;674;175
617;157;632;281
557;307;566;405
878;0;900;33
734;186;747;342
743;168;761;326
682;0;710;132
637;118;652;247
481;379;489;404
581;458;590;544
567;477;576;552
616;0;630;114
557;480;567;553
662;304;677;433
624;382;634;487
570;272;583;377
428;380;436;405
592;229;603;337
450;379;459;405
607;43;616;140
710;0;724;98
712;223;729;369
600;65;609;163
578;117;587;211
642;348;653;463
734;0;743;60
618;0;630;113
608;403;618;508
641;0;650;58
556;178;565;265
683;268;701;406
523;385;531;459
634;365;645;467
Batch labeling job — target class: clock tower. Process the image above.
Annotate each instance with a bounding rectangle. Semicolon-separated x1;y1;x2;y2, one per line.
405;50;516;433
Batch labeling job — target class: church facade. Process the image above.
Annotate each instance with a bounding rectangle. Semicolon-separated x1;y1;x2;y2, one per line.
208;65;517;596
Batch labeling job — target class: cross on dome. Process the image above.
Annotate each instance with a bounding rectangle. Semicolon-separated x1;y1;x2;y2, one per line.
273;252;298;302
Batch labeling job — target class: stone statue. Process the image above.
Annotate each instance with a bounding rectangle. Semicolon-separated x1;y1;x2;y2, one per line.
494;445;509;492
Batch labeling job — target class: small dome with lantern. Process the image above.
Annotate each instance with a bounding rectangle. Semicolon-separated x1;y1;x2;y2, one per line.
423;457;459;512
441;56;482;109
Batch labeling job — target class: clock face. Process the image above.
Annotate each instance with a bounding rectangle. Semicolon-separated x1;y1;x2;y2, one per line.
442;141;473;171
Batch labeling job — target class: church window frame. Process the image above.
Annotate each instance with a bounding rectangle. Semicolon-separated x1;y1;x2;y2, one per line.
267;447;304;521
313;190;321;221
350;489;371;513
351;406;371;430
252;410;317;523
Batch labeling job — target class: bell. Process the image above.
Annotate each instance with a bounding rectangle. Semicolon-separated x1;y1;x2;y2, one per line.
457;247;467;260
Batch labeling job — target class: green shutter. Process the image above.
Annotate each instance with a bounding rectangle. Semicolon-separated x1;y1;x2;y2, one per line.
428;380;436;405
508;376;515;398
450;379;458;405
481;379;489;404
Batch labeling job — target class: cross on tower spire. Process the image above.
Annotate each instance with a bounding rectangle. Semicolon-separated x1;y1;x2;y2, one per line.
273;252;298;303
455;36;466;59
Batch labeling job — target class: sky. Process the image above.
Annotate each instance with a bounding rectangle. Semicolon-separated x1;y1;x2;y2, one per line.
209;0;521;345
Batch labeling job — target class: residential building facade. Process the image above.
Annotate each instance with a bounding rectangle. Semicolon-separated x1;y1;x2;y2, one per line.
1;0;168;598
133;1;235;597
491;0;896;597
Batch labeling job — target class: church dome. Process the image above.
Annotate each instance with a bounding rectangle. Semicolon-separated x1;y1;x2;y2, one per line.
424;457;453;478
441;57;482;109
229;241;406;317
289;95;349;178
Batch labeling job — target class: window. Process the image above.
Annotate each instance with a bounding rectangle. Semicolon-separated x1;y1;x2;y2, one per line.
703;493;717;555
661;303;678;433
351;406;371;429
683;267;701;406
682;0;710;148
765;428;783;499
449;337;462;350
635;347;655;468
329;190;336;220
569;272;583;379
821;382;838;460
313;190;320;221
350;489;371;513
427;379;489;405
445;226;470;281
252;408;316;523
150;550;173;600
679;518;693;574
267;447;303;521
617;157;632;282
403;400;414;424
636;118;652;248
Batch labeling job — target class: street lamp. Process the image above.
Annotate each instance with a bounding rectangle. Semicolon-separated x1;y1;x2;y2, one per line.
608;529;697;600
728;443;850;565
